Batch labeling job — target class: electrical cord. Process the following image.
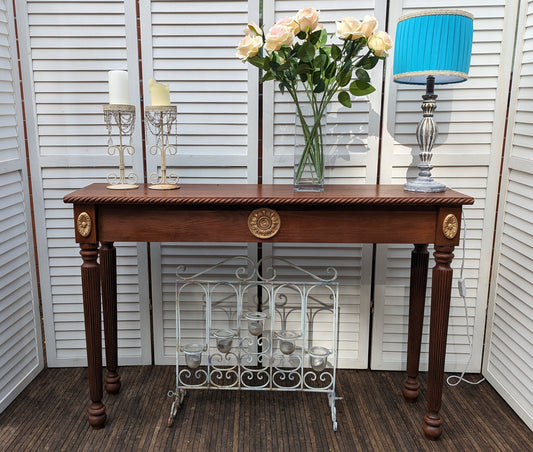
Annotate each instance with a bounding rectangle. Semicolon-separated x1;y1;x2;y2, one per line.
446;213;486;387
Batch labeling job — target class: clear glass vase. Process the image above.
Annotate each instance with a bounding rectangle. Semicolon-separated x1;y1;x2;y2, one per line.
294;95;326;192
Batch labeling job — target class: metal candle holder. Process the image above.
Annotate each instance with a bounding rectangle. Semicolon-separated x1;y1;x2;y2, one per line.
144;105;179;190
103;104;138;190
170;256;340;431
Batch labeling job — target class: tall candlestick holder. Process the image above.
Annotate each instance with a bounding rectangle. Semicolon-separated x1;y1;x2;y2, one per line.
103;104;138;190
144;105;179;190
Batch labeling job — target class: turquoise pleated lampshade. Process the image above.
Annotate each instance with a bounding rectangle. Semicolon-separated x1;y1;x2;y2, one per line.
393;9;474;85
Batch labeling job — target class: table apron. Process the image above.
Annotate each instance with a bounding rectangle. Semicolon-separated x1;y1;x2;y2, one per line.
96;206;438;244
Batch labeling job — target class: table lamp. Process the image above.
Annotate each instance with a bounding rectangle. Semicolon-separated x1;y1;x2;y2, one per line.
393;9;474;192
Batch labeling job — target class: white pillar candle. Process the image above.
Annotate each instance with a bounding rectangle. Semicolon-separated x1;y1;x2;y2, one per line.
149;78;170;106
108;70;129;105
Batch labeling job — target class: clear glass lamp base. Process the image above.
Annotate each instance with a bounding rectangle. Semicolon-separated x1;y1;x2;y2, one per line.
404;177;446;193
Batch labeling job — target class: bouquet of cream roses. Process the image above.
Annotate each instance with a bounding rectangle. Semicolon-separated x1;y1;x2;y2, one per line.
237;8;392;188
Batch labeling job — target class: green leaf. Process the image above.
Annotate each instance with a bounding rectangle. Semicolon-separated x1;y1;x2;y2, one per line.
309;29;321;45
355;68;370;83
298;41;316;63
325;62;336;79
314;53;327;70
331;44;342;61
360;55;380;70
349;80;376;96
297;30;307;40
338;69;352;87
247;56;266;69
338;91;352;108
312;70;321;84
319;28;328;47
296;63;312;74
278;61;290;71
260;72;275;83
313;79;325;93
300;73;308;83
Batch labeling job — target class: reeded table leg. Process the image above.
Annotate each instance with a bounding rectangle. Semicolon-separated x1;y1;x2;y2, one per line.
403;244;429;402
423;245;455;441
80;243;106;428
100;241;121;394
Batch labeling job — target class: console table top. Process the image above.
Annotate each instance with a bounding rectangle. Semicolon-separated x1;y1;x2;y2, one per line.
64;183;474;208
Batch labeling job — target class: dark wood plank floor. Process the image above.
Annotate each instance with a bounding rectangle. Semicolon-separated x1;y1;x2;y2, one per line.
0;366;531;451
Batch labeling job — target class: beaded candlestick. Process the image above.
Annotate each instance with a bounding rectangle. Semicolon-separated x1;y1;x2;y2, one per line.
103;104;138;190
145;105;179;190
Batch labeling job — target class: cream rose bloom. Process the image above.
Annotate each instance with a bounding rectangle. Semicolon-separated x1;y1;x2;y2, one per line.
264;24;294;53
244;21;261;37
276;16;300;35
368;30;392;57
336;17;364;40
359;15;378;38
295;7;319;33
236;35;263;60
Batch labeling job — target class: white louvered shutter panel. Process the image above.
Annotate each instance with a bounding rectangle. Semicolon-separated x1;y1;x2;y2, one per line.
0;0;43;412
261;0;388;368
483;0;533;430
139;0;260;364
17;0;151;366
373;0;515;371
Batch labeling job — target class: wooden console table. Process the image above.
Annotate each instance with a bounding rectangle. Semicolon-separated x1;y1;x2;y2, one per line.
64;183;474;440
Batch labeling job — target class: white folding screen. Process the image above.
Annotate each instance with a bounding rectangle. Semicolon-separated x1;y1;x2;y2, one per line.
483;0;533;430
139;0;259;364
261;0;387;368
16;0;151;366
0;0;43;412
374;0;516;371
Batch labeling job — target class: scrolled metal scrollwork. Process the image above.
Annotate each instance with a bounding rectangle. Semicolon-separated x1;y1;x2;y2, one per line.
241;369;270;389
178;368;209;388
303;369;334;391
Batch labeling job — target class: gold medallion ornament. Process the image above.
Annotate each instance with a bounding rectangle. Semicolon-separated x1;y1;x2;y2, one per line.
248;208;281;239
442;214;459;240
77;212;92;238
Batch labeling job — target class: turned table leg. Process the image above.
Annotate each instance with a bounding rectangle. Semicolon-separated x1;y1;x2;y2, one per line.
100;242;121;394
403;244;429;402
80;243;106;428
423;245;455;440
